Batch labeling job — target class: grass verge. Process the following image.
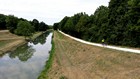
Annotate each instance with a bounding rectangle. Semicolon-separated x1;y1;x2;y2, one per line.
47;31;140;79
30;32;43;40
0;31;43;55
38;33;55;79
0;40;13;47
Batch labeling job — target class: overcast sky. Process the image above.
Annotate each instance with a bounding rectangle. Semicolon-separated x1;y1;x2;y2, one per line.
0;0;110;25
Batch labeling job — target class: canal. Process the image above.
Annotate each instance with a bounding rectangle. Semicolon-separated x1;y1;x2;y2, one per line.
0;32;53;79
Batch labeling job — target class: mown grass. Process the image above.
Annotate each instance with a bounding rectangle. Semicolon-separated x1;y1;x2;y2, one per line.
0;31;47;56
46;31;140;79
38;33;55;79
30;32;43;40
57;31;64;39
0;40;11;47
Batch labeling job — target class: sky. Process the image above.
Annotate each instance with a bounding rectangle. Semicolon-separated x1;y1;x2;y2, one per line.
0;0;110;25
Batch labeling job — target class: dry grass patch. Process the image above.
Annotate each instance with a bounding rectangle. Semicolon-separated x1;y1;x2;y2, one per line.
47;31;140;79
0;30;25;55
0;30;43;55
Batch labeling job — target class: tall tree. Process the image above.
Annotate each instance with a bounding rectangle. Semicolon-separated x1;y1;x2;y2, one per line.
59;16;70;30
63;17;74;34
32;19;39;31
6;15;18;33
15;20;35;38
53;23;59;30
56;0;140;47
75;13;89;39
93;5;109;42
0;14;6;30
38;21;48;31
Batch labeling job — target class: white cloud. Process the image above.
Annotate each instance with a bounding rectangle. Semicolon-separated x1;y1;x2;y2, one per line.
0;0;110;25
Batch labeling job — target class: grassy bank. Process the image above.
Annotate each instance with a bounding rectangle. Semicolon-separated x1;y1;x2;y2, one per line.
0;31;43;55
0;30;25;55
38;33;55;79
46;31;140;79
31;32;43;40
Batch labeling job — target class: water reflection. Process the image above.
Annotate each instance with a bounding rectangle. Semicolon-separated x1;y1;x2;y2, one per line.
9;45;35;61
32;32;50;45
0;32;52;79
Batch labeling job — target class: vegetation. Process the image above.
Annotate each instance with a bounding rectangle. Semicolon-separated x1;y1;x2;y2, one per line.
53;0;140;47
5;15;18;33
15;20;35;38
47;31;140;79
0;14;6;30
0;30;45;56
0;14;49;38
31;32;43;40
0;40;12;47
59;76;68;79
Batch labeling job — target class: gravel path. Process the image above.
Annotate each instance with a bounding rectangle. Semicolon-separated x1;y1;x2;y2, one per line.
59;30;140;54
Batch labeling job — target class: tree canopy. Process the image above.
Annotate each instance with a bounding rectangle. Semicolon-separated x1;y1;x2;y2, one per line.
0;14;6;30
0;14;49;37
54;0;140;47
15;20;35;37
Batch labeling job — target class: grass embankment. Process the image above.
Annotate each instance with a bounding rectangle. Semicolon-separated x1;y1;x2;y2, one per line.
30;32;43;40
38;33;55;79
46;31;140;79
0;30;43;55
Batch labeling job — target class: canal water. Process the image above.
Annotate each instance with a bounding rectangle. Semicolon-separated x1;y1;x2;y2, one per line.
0;32;53;79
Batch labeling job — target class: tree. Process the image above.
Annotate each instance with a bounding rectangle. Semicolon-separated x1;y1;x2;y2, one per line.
15;20;35;38
59;16;70;30
55;0;140;47
38;21;48;31
32;19;39;31
53;23;59;30
0;14;6;30
6;15;18;33
63;17;74;34
92;5;109;42
75;14;89;39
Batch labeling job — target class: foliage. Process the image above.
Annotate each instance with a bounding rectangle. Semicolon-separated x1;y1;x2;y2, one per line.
5;15;18;33
53;23;59;30
54;0;140;47
32;19;39;31
0;14;6;30
58;16;70;30
15;20;35;38
0;13;49;37
38;21;49;31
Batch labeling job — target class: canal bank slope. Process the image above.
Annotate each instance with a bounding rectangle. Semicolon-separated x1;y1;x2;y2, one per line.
0;30;42;55
47;31;140;79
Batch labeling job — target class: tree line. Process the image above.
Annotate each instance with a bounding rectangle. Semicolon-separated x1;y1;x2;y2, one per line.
53;0;140;47
0;14;50;37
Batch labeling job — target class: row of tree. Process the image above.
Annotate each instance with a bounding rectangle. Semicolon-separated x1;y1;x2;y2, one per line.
0;14;49;37
53;0;140;47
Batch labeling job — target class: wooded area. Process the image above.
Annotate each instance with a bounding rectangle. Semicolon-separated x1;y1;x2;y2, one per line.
0;14;50;37
54;0;140;47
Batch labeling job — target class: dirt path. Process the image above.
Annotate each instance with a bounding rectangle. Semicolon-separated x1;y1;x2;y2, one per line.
47;31;140;79
59;30;140;53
